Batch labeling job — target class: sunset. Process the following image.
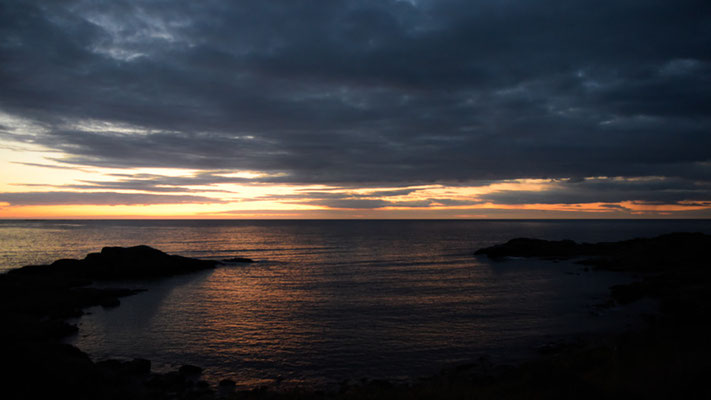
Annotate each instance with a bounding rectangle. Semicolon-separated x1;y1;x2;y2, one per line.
2;1;710;399
1;0;710;219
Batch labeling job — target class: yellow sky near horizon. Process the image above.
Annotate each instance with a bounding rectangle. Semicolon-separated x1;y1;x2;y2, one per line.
1;145;710;219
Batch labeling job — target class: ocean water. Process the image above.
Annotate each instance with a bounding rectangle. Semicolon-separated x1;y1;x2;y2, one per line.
2;219;710;388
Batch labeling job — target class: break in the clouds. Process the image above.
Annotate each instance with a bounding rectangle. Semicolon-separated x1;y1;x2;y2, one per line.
1;0;710;215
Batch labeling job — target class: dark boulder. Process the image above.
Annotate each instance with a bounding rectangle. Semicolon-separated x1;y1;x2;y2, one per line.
96;357;151;377
219;379;236;387
179;364;204;376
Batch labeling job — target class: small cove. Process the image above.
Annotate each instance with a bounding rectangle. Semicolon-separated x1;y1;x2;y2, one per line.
68;254;651;388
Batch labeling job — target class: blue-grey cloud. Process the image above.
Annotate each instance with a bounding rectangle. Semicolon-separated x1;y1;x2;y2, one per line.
481;177;711;205
0;0;709;205
0;191;225;206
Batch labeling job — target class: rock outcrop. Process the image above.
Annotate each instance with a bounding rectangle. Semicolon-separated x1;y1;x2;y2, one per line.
11;245;216;281
475;232;711;271
220;257;255;263
0;246;217;399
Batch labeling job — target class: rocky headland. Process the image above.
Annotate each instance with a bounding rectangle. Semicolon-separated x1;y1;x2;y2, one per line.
1;246;231;399
475;232;711;307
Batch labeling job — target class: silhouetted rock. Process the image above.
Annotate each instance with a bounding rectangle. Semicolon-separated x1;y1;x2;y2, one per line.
89;245;216;278
474;238;582;259
9;245;217;282
218;379;237;397
0;246;216;400
219;379;236;387
96;358;151;378
475;232;711;271
179;364;204;376
476;232;711;316
125;358;152;375
221;257;255;263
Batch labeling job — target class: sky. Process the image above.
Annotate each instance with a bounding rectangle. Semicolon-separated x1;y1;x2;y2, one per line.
1;0;710;219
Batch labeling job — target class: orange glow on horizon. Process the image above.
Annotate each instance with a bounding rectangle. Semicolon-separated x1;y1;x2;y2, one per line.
3;199;710;219
1;146;710;219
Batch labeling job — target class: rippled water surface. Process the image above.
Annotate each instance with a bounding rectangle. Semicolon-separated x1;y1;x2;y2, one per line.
2;219;710;388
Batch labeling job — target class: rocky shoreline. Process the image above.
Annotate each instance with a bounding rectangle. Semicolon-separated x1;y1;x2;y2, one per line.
1;245;247;399
2;233;710;399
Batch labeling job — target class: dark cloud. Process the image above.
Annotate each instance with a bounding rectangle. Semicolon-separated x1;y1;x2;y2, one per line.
301;198;443;209
11;162;81;170
1;0;710;204
62;181;206;193
306;199;393;209
59;173;253;193
0;191;225;206
247;187;422;201
481;177;711;205
242;189;424;209
245;188;485;209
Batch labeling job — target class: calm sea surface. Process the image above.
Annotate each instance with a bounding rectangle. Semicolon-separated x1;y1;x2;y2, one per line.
2;219;710;388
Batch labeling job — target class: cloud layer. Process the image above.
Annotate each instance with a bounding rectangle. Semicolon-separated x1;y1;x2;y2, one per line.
1;0;710;212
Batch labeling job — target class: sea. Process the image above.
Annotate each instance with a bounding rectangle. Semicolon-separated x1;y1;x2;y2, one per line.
1;219;710;389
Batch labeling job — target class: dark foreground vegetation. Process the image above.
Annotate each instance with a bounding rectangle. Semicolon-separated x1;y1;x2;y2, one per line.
2;233;711;399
